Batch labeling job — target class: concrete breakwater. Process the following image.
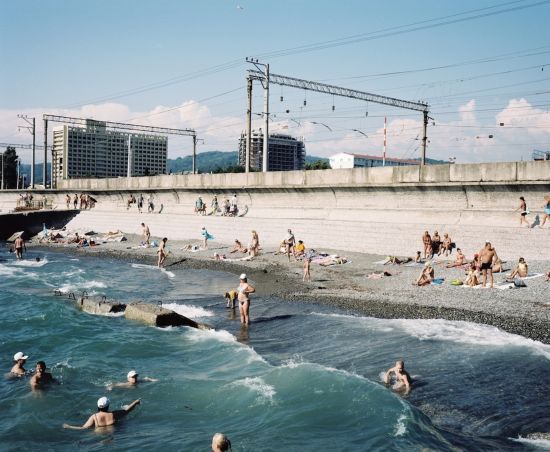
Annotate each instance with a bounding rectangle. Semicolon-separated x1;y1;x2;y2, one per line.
1;161;549;259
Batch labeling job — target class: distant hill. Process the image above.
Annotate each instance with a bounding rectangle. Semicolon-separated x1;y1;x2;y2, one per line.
168;151;329;173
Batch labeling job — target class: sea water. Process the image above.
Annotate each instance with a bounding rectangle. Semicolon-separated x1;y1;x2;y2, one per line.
0;250;549;451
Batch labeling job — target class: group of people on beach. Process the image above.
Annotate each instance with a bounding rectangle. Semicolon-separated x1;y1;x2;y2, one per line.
516;195;550;228
195;194;240;217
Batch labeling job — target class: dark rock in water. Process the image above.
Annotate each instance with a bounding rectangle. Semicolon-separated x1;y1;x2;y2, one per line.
124;301;210;329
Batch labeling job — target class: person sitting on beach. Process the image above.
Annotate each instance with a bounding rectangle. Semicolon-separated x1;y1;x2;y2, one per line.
431;231;441;256
506;257;529;281
415;262;434;286
440;233;452;256
63;397;141;430
77;236;88;247
383;360;412;394
225;290;237;309
10;352;28;376
465;260;480;287
515;196;530;227
295;240;306;258
230;239;248;254
414;251;421;263
492;256;504;273
30;361;57;389
157;238;168;267
213;253;227;261
212;433;231;452
422;231;432;259
108;370;157;390
446;248;465;268
478;242;499;288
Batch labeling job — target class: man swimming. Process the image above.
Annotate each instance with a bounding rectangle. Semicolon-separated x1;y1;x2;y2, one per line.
108;370;157;390
30;361;57;389
63;397;141;430
10;352;28;376
237;273;255;325
384;360;412;394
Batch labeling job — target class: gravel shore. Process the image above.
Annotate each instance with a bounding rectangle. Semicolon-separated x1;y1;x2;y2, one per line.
26;234;550;344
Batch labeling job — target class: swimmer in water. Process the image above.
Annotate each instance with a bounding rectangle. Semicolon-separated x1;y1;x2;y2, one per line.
237;273;255;325
107;370;158;390
30;361;57;389
212;432;231;452
384;360;412;394
63;397;141;430
10;352;28;376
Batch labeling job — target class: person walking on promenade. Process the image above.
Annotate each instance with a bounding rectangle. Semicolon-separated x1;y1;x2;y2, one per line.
157;238;168;267
478;241;499;288
237;273;255;326
137;193;144;213
63;397;141;430
211;195;219;215
141;223;151;245
65;194;71;209
516;196;530;227
73;194;78;209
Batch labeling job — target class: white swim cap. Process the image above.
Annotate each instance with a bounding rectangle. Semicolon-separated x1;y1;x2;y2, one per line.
239;273;247;279
127;370;138;379
97;397;110;409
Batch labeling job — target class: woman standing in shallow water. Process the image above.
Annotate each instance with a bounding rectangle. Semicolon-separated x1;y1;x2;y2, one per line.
237;273;255;325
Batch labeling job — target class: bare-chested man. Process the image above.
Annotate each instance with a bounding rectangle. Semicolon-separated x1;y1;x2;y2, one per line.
141;223;151;245
30;361;57;389
14;236;25;259
384;360;412;394
422;231;432;259
478;241;499;288
237;273;255;325
63;397;140;430
157;237;168;267
10;352;28;376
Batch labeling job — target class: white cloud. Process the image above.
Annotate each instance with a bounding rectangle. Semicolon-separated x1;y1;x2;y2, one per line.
1;98;548;164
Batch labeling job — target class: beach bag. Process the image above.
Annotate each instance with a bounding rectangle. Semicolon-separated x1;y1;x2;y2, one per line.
513;278;527;288
450;279;463;286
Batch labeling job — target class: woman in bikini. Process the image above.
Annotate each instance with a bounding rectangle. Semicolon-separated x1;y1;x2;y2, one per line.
237;273;255;325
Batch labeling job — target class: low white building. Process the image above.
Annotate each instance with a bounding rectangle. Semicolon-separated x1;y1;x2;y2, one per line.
329;152;418;169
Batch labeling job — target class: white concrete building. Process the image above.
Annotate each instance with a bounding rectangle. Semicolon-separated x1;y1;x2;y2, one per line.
52;120;167;181
329;152;418;169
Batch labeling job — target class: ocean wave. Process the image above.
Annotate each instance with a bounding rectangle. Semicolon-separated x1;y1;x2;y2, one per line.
131;263;174;278
394;413;408;437
230;376;276;405
162;303;214;318
11;257;49;267
58;280;107;294
512;434;550;449
312;313;550;361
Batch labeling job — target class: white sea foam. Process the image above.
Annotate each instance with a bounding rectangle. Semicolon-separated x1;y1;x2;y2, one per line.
58;280;107;294
394;413;407;437
231;377;276;405
162;303;214;318
11;257;49;267
312;313;550;361
131;263;174;278
512;435;550;449
0;264;21;277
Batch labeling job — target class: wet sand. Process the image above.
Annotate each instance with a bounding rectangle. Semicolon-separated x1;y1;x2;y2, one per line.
27;234;550;344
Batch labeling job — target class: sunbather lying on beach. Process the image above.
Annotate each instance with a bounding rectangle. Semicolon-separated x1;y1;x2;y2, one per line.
415;262;434;286
383;256;413;265
367;271;393;279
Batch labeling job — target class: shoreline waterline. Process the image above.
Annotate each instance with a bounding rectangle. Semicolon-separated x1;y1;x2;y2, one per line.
24;237;550;344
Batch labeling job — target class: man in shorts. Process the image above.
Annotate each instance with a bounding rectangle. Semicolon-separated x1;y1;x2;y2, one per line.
478;241;499;288
14;235;25;259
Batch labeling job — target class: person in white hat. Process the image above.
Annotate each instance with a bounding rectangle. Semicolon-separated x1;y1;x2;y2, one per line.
10;352;28;376
63;396;141;430
107;370;158;390
212;432;232;451
237;274;255;325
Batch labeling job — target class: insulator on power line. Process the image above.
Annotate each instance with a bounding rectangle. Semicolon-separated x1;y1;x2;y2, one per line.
303;100;307;106
488;135;493;138
285;109;290;114
332;105;335;111
280;96;283;102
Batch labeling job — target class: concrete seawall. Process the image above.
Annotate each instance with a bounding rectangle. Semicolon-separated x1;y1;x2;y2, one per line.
1;161;548;259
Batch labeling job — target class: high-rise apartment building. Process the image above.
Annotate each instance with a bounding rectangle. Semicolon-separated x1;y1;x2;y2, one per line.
238;131;305;171
52;119;167;181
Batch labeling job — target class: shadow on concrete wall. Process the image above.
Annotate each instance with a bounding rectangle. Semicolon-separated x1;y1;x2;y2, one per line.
0;210;80;241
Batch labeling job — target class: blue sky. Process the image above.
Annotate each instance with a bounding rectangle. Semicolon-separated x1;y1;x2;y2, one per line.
1;0;549;163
